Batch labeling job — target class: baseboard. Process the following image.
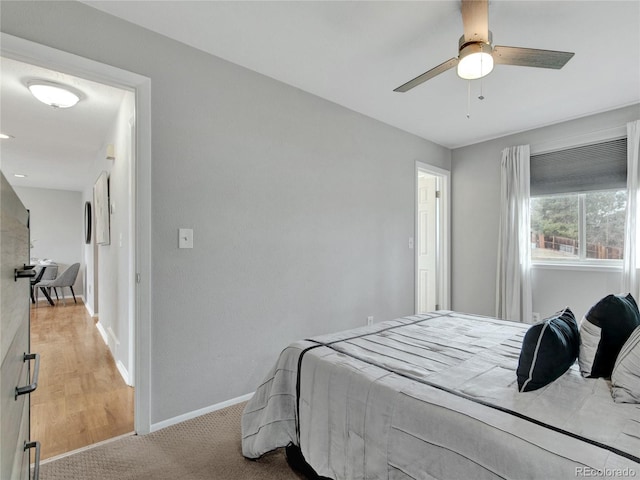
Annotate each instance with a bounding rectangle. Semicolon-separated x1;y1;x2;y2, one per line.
56;292;83;303
33;293;86;307
149;392;254;433
95;321;109;345
84;299;97;317
94;322;131;386
116;360;133;386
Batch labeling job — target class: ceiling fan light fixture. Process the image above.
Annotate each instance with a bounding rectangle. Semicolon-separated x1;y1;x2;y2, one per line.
27;80;81;109
457;43;494;80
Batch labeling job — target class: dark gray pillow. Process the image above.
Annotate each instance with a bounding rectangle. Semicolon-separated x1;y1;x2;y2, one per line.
517;307;580;392
578;293;640;378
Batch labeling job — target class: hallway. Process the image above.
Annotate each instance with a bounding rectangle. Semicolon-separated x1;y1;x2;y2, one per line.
30;301;134;460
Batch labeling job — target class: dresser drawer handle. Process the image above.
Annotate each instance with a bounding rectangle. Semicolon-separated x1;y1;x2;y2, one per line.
14;265;36;282
24;441;40;480
15;353;40;399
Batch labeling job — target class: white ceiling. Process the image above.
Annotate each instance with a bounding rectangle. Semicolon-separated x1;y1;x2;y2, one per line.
0;56;126;191
1;1;639;192
84;0;640;148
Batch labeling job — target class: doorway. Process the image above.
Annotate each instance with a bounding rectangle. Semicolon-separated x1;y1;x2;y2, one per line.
7;62;134;458
1;31;153;449
415;162;450;313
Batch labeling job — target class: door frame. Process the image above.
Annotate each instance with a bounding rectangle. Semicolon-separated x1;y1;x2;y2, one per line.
415;161;450;312
1;33;153;434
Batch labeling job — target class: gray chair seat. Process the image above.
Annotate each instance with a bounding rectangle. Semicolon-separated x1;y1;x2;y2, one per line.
31;264;58;305
35;262;79;306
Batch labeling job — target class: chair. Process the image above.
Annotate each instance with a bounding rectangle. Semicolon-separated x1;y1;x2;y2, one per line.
31;264;58;305
35;263;79;306
30;266;46;304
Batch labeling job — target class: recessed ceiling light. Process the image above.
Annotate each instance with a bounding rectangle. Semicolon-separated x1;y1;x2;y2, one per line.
0;133;14;140
27;80;81;108
14;174;28;178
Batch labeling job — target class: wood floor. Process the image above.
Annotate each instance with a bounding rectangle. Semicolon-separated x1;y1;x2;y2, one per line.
30;300;134;460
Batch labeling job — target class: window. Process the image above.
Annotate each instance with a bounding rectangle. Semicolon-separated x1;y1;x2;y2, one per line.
530;190;627;262
530;138;627;264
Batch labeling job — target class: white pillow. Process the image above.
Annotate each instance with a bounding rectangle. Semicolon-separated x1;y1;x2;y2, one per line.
578;317;601;376
611;326;640;403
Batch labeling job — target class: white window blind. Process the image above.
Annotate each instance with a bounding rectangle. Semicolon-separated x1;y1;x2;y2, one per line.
530;138;627;196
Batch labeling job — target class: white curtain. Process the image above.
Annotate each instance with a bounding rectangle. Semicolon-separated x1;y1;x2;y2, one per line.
496;145;532;323
623;120;640;298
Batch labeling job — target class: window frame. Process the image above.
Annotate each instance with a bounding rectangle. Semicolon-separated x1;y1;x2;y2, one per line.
529;131;628;270
530;190;625;268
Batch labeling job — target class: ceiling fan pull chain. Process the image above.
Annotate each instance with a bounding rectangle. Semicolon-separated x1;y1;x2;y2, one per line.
466;80;471;119
478;79;485;101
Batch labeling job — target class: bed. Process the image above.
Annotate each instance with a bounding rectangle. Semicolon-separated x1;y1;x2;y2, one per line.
241;311;640;479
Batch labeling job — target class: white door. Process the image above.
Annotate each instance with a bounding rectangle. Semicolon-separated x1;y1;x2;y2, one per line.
0;172;38;479
417;173;438;313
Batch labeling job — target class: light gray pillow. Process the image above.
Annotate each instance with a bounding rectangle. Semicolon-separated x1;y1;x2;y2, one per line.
611;326;640;403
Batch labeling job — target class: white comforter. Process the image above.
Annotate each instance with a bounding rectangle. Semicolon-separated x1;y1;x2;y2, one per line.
241;311;640;479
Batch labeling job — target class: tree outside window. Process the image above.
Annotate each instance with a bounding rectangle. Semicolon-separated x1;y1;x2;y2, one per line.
530;190;626;262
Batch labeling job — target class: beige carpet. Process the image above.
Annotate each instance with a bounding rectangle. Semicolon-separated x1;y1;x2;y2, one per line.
39;402;304;480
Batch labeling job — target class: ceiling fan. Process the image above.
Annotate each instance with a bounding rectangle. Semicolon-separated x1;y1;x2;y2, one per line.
394;0;574;92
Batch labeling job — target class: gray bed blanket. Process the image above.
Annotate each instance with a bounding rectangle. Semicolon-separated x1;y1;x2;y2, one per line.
242;311;640;479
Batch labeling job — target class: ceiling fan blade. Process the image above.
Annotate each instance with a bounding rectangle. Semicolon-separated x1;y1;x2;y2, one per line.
461;0;489;43
394;58;458;92
493;45;575;69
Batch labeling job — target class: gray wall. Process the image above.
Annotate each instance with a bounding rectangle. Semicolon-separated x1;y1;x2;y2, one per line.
14;186;84;298
81;90;135;384
451;104;640;320
531;267;623;321
1;1;451;424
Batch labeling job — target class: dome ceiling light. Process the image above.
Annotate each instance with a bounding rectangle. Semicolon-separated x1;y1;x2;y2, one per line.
27;80;82;109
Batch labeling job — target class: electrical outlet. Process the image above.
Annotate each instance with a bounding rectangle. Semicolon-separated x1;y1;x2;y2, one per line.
532;312;541;323
367;316;374;326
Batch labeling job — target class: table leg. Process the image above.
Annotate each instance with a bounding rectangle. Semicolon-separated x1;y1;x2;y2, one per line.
40;287;54;306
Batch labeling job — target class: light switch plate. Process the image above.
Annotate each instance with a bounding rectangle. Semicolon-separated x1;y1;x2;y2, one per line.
179;228;193;249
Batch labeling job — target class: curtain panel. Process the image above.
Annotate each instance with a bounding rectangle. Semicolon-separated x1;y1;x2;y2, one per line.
623;120;640;298
496;145;532;323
